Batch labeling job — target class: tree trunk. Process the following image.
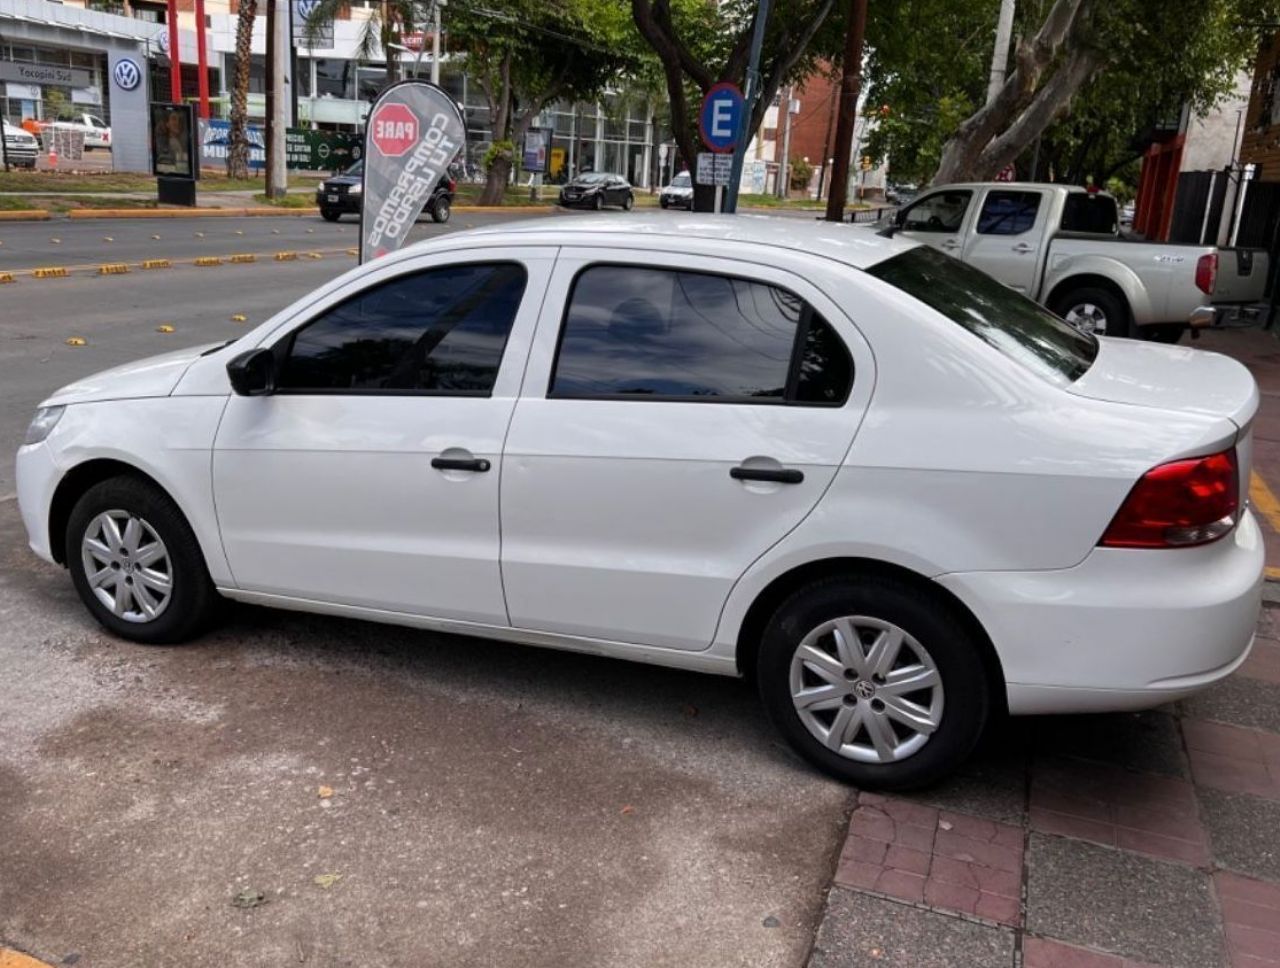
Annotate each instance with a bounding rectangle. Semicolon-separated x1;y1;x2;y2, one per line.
931;0;1095;184
824;0;867;222
227;0;258;179
480;155;511;205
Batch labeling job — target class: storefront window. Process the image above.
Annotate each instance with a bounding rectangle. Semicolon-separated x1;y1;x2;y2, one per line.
356;66;385;101
314;58;354;99
296;58;313;97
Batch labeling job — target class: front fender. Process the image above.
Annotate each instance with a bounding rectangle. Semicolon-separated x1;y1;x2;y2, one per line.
46;396;234;586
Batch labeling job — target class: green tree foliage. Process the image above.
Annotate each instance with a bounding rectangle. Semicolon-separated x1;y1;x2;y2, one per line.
864;0;1280;185
632;0;844;194
447;0;641;203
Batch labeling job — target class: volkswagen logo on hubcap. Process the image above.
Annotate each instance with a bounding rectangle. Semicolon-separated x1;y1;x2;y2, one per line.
853;680;876;700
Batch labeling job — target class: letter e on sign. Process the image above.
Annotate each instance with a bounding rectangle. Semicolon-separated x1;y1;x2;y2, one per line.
370;102;419;158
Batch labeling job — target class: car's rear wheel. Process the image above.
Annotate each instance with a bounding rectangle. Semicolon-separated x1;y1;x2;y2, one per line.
430;197;451;223
320;208;341;222
757;574;989;789
1050;286;1130;338
66;476;219;644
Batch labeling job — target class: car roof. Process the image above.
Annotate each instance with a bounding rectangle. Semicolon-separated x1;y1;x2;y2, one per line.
926;181;1092;195
406;213;920;271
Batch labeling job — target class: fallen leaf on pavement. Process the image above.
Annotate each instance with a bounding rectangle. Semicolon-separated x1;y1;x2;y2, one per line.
314;873;342;889
318;785;333;799
620;805;635;815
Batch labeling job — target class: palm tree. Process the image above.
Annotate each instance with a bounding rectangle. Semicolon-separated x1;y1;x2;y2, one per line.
303;0;432;90
227;0;258;178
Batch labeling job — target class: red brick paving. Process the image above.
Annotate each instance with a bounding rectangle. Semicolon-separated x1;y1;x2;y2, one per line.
1184;719;1280;801
1241;637;1280;685
1216;872;1280;968
1022;937;1164;968
834;793;1023;926
1029;758;1209;866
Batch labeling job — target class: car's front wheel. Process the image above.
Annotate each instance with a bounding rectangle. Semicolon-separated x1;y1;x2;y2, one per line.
320;208;341;222
593;194;604;211
622;193;634;211
66;475;219;644
756;574;989;789
430;197;451;223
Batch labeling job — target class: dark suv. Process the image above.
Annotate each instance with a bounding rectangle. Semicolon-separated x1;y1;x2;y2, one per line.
317;159;456;223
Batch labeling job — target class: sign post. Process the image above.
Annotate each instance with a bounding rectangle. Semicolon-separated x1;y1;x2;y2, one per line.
698;83;743;213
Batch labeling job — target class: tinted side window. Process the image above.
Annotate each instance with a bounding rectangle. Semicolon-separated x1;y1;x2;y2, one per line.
901;190;972;233
550;266;852;405
1061;193;1119;235
977;191;1041;235
278;263;526;394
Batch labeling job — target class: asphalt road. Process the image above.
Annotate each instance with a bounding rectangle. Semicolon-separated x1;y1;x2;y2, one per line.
0;210;549;492
1;209;855;966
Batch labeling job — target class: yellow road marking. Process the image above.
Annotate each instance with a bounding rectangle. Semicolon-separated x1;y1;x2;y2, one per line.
1250;471;1280;534
1267;566;1280;581
0;948;57;968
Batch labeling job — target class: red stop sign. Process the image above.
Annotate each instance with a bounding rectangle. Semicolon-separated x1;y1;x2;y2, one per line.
370;102;419;157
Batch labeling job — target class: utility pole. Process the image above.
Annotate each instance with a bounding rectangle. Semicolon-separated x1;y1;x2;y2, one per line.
987;0;1016;104
267;0;288;197
723;0;770;213
777;85;794;198
430;0;443;85
824;0;867;222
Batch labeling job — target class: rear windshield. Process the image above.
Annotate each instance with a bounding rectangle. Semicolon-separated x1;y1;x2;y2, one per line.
866;246;1098;385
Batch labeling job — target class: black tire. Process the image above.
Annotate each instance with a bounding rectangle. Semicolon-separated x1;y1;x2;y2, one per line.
1049;285;1131;338
430;197;451;223
593;194;604;211
1142;323;1184;344
756;573;990;790
320;208;341;222
623;193;635;211
65;475;219;645
660;197;669;209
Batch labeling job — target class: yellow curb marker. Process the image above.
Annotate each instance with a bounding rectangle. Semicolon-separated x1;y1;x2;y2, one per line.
194;256;222;266
157;324;175;333
346;247;358;256
65;336;86;346
33;267;68;279
1249;472;1280;582
0;272;14;284
0;947;58;967
274;251;298;261
231;314;247;322
305;251;323;259
142;259;172;270
98;263;130;275
230;253;258;263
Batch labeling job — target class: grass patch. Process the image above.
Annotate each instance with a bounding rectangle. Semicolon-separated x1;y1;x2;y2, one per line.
253;192;317;208
0;194;160;212
0;170;288;194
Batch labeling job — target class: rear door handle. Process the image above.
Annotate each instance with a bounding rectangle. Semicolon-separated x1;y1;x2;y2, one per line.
1012;242;1034;253
432;456;491;472
940;240;961;251
730;466;804;484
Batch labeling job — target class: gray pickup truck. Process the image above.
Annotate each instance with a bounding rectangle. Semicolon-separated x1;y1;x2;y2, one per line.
879;182;1267;342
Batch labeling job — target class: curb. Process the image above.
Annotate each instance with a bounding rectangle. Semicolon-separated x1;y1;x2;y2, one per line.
67;207;321;219
0;210;51;221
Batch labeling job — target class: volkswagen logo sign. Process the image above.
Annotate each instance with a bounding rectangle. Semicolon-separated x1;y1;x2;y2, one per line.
113;58;142;92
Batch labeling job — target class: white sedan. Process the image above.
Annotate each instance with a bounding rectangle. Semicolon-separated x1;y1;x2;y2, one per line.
15;215;1263;789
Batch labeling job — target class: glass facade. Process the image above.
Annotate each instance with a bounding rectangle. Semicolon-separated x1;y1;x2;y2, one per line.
0;43;108;126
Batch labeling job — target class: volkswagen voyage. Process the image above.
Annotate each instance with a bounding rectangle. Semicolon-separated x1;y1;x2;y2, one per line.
15;215;1263;789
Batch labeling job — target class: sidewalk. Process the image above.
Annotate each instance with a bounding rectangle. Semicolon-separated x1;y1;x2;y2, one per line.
807;326;1280;968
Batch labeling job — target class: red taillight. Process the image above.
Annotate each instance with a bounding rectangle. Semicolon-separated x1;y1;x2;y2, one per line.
1195;253;1217;295
447;177;457;192
1100;448;1239;548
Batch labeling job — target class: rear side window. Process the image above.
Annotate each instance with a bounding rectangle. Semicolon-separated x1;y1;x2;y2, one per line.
976;191;1040;235
550;265;852;404
867;246;1097;385
1061;193;1119;235
278;262;526;394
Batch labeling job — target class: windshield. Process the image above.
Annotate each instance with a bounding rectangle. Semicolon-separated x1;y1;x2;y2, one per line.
343;159;364;177
577;173;610;184
670;173;691;188
866;246;1097;385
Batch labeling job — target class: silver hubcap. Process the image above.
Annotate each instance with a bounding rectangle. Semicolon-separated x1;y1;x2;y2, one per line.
1064;302;1107;335
790;616;944;764
80;509;173;623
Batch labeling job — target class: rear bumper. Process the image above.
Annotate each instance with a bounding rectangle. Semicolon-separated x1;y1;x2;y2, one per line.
1189;305;1217;329
937;509;1264;715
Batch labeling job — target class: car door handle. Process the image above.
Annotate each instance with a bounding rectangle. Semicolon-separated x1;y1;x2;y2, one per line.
730;466;804;484
431;456;491;472
940;239;961;251
1012;242;1034;253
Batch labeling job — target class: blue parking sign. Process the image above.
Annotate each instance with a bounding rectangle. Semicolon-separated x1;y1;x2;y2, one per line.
699;83;744;154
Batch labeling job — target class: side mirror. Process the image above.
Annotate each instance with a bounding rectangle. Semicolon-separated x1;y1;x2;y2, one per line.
226;347;276;396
